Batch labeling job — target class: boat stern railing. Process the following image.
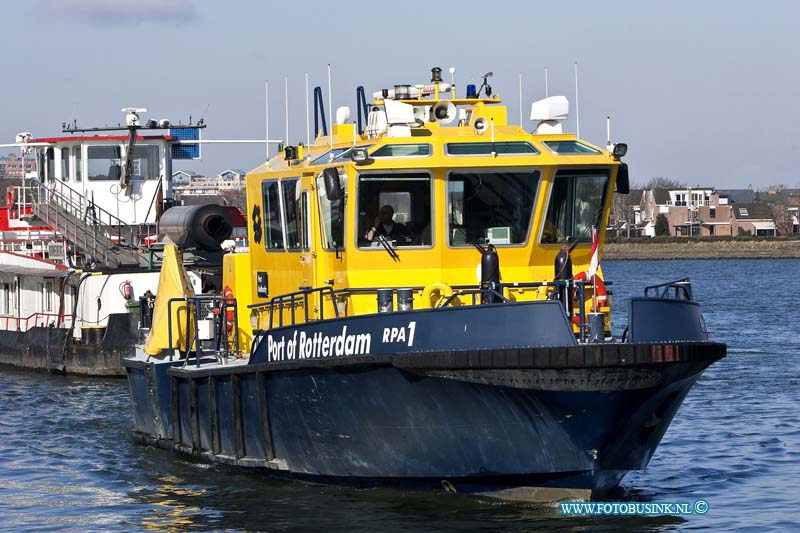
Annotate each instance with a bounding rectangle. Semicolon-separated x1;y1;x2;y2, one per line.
644;278;693;301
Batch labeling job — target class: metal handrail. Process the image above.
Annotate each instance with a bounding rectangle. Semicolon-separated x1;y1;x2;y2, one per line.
644;278;693;300
0;311;72;332
166;295;240;366
264;286;339;329
16;180;151;265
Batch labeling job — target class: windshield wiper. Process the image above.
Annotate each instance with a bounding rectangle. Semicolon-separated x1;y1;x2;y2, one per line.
376;234;400;262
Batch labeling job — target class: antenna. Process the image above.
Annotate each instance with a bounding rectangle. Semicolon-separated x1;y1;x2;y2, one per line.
305;73;310;149
198;103;211;125
518;73;523;126
478;72;493;98
490;117;496;157
606;115;611;150
449;67;456;98
574;62;580;139
328;64;334;158
265;82;270;161
545;67;549;98
284;77;289;150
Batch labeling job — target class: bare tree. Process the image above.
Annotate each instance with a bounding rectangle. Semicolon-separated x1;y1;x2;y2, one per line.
643;177;686;190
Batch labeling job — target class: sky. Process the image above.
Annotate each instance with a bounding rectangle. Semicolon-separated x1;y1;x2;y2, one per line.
1;0;798;189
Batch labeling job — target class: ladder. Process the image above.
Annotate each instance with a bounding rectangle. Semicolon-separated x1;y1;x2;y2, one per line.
16;180;150;268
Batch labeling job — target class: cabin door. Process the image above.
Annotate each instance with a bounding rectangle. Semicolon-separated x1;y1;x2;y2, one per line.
299;188;316;294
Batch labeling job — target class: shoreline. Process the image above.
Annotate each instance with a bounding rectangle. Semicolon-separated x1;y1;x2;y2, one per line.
602;239;800;260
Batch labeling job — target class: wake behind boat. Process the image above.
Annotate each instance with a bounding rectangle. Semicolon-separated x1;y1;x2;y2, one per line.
124;67;725;500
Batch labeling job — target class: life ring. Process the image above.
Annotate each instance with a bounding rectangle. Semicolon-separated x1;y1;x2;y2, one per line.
5;186;15;210
422;282;453;308
222;285;235;333
571;271;607;324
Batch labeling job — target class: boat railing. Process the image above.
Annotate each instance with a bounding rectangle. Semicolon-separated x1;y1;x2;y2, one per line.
0;312;72;332
15;180;154;263
253;280;607;342
644;278;693;301
439;288;511;307
248;286;339;329
166;295;240;366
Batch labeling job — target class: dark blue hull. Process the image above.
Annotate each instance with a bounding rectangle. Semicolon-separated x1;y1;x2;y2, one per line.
124;299;725;499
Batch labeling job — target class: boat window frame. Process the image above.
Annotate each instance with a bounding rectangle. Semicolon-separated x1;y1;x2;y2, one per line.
445;166;543;249
355;169;435;251
60;147;70;182
369;143;433;159
86;144;123;181
130;144;161;181
73;146;82;182
261;178;285;252
316;169;347;251
45;147;56;182
0;282;10;315
538;167;612;246
310;146;374;166
280;177;303;252
444;141;540;157
542;140;601;155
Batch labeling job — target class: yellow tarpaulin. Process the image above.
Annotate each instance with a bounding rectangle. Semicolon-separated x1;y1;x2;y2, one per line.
143;244;196;356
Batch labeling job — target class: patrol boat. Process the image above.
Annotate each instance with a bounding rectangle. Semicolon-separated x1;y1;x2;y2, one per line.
124;68;726;501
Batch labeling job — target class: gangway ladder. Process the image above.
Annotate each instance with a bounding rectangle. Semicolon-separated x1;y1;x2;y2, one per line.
167;295;240;367
15;179;148;268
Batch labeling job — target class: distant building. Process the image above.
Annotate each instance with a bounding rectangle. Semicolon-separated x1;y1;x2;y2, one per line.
731;202;776;236
0;153;37;179
219;169;246;184
172;170;201;186
613;185;798;238
663;188;734;237
171;168;246;205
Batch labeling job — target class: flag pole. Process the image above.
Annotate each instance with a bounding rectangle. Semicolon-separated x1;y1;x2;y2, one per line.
591;225;598;312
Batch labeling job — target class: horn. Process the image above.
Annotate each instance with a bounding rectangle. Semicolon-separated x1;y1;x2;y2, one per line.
431;101;457;125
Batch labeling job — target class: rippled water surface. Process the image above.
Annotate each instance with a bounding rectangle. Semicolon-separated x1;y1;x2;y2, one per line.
1;259;798;532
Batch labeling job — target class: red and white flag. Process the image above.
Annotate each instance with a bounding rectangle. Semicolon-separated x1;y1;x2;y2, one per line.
587;226;599;280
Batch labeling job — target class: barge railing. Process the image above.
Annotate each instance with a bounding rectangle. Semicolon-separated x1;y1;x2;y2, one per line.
0;311;72;332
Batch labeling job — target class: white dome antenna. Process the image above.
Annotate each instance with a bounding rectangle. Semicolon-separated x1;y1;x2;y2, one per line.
121;107;147;127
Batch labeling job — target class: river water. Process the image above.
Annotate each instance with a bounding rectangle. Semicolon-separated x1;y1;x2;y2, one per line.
0;259;798;532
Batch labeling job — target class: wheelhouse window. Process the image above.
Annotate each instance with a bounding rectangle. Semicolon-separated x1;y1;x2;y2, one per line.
131;145;160;180
371;144;431;158
310;146;373;166
447;170;540;246
542;140;601;154
316;171;346;250
446;142;538;156
61;149;69;181
281;179;302;251
357;172;432;248
73;147;82;182
87;146;122;181
541;169;610;244
261;180;284;250
45;148;55;181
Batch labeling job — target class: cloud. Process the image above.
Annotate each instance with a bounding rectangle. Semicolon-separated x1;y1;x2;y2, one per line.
38;0;200;27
